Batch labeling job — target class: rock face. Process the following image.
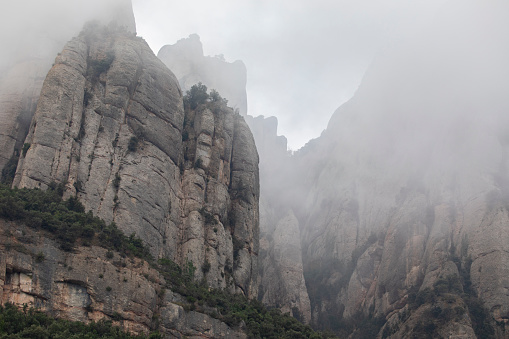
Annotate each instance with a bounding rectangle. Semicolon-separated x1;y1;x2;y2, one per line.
246;115;312;322
13;24;259;297
0;0;136;173
259;210;311;323
257;1;509;337
0;219;246;338
179;102;260;296
157;37;313;320
158;35;248;115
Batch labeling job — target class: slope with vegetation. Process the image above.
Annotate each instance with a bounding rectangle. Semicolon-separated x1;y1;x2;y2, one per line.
0;183;332;338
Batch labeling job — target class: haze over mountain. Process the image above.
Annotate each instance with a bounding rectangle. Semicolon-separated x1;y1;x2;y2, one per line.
133;0;446;150
1;0;509;338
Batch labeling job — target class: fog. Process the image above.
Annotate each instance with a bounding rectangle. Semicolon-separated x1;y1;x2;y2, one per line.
132;0;446;150
2;0;507;156
0;0;133;74
252;0;509;232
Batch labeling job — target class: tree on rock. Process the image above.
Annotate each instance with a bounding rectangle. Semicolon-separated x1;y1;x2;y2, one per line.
184;82;209;110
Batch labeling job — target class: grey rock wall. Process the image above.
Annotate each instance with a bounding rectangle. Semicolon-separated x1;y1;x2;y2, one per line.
12;24;259;296
0;0;136;174
0;219;246;338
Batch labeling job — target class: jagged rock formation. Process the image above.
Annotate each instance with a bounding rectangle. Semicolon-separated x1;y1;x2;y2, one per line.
158;37;314;320
156;32;313;318
0;0;136;173
158;34;248;115
180;101;260;296
0;219;246;338
257;1;509;337
12;24;259;297
246;115;312;322
258;210;311;323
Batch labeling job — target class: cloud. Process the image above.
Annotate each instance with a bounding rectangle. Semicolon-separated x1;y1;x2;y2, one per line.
133;0;446;149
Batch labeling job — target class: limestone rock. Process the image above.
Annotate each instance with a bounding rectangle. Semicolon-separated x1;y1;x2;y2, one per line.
13;26;183;260
259;210;311;323
13;24;259;297
0;220;246;338
180;102;259;297
0;0;136;175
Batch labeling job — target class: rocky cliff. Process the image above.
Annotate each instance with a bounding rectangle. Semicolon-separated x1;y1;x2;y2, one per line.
0;0;136;174
157;37;311;317
158;35;248;115
0;219;246;338
12;23;259;298
246;115;312;323
259;1;509;337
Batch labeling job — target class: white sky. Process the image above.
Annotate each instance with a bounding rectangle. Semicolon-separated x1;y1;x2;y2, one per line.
132;0;445;150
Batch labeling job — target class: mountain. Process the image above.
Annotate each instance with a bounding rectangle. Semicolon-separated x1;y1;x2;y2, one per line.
0;11;264;337
258;1;509;337
157;37;313;323
0;0;136;174
2;0;509;338
11;21;259;297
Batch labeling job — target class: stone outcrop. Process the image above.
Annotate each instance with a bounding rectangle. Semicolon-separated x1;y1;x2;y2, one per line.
12;23;259;297
255;2;509;337
158;34;248;115
179;102;260;297
156;34;313;319
0;0;136;173
259;210;311;323
0;219;246;338
246;115;312;322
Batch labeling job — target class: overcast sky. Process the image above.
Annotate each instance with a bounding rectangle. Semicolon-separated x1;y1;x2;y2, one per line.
132;0;445;150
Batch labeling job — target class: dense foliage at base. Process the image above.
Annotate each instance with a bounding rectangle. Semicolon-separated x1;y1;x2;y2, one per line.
0;303;160;339
0;183;151;259
157;256;332;338
0;184;333;338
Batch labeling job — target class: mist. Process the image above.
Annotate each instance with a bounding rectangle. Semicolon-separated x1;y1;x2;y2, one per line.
2;0;509;334
0;0;134;74
133;0;446;150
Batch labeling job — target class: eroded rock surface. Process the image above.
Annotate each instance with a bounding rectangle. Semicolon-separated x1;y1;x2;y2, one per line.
254;2;509;337
0;220;246;338
0;0;136;174
13;24;259;297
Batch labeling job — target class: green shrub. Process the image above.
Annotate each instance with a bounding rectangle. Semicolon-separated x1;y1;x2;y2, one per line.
0;184;152;260
183;82;209;110
112;172;121;188
202;260;211;274
0;302;148;338
1;152;19;185
128;136;139;152
35;251;45;263
89;51;114;82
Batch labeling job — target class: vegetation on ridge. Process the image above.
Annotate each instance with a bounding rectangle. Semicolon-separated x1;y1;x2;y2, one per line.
0;184;333;338
0;183;151;258
0;302;155;338
183;82;228;111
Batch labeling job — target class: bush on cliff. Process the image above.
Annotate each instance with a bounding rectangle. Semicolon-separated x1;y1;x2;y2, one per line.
0;302;147;338
0;184;334;338
0;183;150;259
